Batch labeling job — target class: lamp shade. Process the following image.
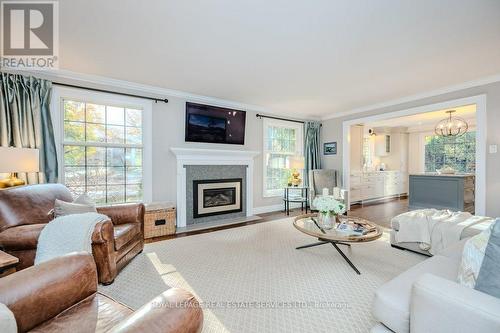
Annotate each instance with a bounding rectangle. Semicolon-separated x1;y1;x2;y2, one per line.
0;147;39;173
289;155;305;169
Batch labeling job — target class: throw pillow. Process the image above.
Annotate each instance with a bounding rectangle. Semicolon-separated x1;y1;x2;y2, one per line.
54;194;97;217
475;219;500;298
457;219;500;298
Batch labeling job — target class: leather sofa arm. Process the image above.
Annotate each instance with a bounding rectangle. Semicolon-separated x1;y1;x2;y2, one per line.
410;273;500;333
91;219;115;244
108;288;203;333
97;204;145;226
90;219;117;284
0;252;97;332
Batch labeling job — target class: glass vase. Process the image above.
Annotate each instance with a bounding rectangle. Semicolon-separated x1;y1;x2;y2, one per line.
320;212;334;230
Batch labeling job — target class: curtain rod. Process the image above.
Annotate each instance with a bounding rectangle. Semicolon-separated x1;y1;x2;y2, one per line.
256;113;321;126
53;82;169;103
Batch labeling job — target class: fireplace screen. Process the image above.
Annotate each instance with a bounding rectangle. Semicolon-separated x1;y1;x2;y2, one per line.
193;178;242;218
203;188;236;208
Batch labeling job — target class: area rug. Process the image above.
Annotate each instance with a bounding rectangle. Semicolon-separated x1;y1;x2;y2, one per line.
99;217;424;333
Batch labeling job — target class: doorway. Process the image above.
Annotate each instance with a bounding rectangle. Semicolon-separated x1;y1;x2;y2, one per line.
342;95;486;215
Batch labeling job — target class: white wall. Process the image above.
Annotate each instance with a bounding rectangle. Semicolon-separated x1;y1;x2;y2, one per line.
41;73;310;211
321;81;500;217
150;95;283;209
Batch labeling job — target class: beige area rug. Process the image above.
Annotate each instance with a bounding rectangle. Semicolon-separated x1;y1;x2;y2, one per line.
100;218;424;333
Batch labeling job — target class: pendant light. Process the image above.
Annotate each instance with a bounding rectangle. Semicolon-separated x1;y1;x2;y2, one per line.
434;110;468;137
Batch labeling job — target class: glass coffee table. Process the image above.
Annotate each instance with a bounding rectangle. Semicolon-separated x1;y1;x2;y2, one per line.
293;214;382;275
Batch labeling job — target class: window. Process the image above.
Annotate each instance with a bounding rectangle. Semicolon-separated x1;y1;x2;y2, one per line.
62;99;145;204
424;131;476;173
263;119;303;197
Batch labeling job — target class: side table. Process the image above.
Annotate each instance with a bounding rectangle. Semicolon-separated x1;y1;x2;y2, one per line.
0;250;19;277
283;186;309;216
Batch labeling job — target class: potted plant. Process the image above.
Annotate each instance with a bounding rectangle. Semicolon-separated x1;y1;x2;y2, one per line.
312;195;346;229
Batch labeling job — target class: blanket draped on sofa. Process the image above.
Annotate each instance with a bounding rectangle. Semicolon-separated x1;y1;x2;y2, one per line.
35;213;109;265
393;209;493;255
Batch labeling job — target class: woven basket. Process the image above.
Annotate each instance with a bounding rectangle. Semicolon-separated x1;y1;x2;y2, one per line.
144;203;176;239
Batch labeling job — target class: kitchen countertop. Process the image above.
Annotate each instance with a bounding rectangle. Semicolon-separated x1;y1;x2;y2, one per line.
351;170;402;174
410;172;475;177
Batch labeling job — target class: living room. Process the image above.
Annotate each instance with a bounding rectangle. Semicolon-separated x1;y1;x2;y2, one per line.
1;1;500;333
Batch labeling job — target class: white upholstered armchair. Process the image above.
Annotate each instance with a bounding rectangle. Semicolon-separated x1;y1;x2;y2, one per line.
308;169;348;210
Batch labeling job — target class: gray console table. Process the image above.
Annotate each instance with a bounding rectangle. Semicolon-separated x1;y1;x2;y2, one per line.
408;173;475;213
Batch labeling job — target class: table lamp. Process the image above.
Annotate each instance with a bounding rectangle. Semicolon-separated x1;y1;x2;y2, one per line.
289;155;305;186
0;147;39;188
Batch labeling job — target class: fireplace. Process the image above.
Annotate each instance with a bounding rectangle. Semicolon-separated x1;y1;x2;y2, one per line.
193;178;242;218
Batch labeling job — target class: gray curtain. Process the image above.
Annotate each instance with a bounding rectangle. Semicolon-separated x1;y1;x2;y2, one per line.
0;72;57;184
304;121;321;186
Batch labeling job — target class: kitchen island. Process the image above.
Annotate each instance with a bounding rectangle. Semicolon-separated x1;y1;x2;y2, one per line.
408;173;475;213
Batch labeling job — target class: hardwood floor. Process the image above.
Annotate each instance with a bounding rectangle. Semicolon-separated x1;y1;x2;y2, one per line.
145;197;408;243
348;197;408;229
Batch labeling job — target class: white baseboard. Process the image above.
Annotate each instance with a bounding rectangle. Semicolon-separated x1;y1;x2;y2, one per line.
252;202;304;215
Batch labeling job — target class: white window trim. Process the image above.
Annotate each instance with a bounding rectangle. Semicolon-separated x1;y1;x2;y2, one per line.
262;118;304;198
50;86;153;203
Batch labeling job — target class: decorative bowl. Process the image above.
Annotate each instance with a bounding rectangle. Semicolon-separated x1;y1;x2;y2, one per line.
436;166;456;174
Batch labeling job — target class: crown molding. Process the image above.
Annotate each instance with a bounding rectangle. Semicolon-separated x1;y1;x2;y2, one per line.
5;68;496;123
321;73;500;121
2;68;279;114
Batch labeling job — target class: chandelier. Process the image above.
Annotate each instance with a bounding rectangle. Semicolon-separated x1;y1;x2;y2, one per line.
434;110;468;137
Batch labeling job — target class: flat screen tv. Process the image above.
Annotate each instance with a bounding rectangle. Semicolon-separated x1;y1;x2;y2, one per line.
185;102;246;145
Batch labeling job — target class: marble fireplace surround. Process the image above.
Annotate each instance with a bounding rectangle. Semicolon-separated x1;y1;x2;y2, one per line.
170;148;260;228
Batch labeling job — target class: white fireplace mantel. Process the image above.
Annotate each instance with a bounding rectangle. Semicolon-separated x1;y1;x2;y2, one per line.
170;148;260;227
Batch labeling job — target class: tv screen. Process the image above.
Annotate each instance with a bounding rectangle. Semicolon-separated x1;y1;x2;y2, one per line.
185;102;246;145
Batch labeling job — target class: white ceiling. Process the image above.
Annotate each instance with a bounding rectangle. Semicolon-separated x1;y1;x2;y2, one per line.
365;104;476;128
58;0;500;118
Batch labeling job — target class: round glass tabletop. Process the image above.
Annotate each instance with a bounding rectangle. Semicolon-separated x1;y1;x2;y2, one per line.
293;214;383;243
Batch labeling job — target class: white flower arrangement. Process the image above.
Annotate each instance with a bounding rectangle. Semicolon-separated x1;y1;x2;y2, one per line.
313;195;346;215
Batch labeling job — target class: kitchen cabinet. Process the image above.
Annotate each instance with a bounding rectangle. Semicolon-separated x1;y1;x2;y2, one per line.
350;171;407;204
409;174;475;213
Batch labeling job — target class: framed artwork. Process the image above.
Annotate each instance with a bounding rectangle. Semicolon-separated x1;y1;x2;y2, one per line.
324;142;337;155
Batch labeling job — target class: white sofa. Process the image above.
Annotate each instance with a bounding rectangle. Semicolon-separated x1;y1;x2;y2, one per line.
371;239;500;333
390;215;491;256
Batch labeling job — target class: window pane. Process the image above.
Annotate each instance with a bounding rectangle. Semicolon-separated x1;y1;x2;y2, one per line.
107;185;125;203
87;167;106;186
107;106;125;125
126;148;142;166
107;125;125;144
264;122;303;196
86;147;106;166
107;167;125;184
424;132;475;173
67;186;85;198
126;108;142;127
126;167;142;184
107;148;125;167
86;104;105;123
126;184;143;203
126;126;142;145
64;167;85;187
87;186;106;204
64;146;85;166
64;100;84;122
86;123;105;143
64;121;85;142
62;98;144;204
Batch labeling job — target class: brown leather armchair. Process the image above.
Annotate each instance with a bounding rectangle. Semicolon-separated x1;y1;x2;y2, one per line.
0;252;203;333
0;184;145;284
